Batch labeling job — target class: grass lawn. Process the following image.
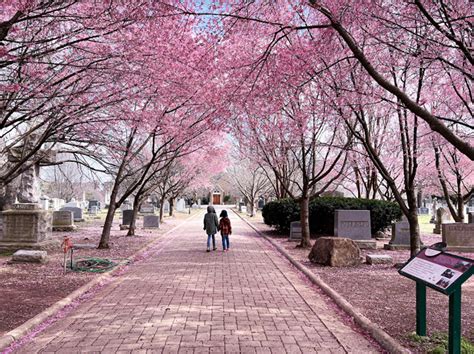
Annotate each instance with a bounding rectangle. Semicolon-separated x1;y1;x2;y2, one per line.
418;214;433;234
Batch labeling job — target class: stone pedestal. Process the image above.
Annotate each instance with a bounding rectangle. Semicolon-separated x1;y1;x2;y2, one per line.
0;203;56;251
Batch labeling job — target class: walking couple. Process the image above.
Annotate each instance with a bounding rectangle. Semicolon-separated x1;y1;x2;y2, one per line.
203;206;232;252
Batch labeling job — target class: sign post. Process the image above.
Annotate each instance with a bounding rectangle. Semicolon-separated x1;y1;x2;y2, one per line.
449;288;461;354
399;244;472;354
415;282;426;336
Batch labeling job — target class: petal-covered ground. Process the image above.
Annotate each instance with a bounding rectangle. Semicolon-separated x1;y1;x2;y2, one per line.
241;212;474;353
0;211;185;337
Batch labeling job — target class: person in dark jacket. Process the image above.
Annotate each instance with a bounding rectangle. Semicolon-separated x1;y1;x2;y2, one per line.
218;209;232;252
203;206;218;252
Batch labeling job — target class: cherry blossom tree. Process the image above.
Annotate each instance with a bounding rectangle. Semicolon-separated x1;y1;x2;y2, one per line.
228;158;271;217
432;142;474;222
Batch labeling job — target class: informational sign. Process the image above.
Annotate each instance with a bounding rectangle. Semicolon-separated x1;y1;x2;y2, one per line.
399;248;473;295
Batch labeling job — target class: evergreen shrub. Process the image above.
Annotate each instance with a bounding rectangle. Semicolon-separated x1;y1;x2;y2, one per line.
262;197;402;235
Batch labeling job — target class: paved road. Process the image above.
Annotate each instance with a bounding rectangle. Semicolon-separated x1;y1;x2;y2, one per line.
17;209;379;353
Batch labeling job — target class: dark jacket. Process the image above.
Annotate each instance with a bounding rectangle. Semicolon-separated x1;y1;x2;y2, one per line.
203;206;218;234
219;217;232;235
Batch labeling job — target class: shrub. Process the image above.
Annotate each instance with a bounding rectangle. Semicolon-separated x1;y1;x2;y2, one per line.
262;197;402;235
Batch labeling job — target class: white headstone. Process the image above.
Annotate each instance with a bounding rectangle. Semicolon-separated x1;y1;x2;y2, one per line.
289;221;302;241
176;199;186;212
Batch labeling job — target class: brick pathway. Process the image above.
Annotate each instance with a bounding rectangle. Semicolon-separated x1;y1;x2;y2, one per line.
16;209;380;353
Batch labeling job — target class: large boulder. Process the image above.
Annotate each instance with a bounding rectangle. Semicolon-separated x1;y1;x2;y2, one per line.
308;237;361;267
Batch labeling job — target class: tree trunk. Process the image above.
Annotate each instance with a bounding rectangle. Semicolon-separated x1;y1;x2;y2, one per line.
159;196;165;222
406;187;421;257
298;196;311;248
169;198;174;217
249;198;255;217
127;200;141;236
99;201;117;249
407;209;421;257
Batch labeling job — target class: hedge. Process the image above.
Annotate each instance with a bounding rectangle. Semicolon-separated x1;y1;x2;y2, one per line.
262;197;402;235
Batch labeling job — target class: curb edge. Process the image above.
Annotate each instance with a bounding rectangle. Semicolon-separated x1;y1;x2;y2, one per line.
234;210;410;354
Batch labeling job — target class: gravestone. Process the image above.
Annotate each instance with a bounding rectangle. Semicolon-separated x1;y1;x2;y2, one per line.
51;198;65;211
163;200;170;213
122;209;134;227
64;201;79;208
308;237;361;267
39;197;49;210
121;202;132;211
433;207;450;234
442;223;474;252
52;210;76;231
289;221;302;241
468;212;474;224
89;206;98;215
384;221;411;250
12;250;48;263
176;199;186;212
334;210;375;249
143;215;159;229
140;203;155;214
0;203;55;251
418;207;429;215
60;206;84;222
88;200;100;214
257;199;265;209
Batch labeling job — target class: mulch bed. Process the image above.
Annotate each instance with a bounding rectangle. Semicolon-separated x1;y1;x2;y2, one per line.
0;216;180;337
246;217;473;353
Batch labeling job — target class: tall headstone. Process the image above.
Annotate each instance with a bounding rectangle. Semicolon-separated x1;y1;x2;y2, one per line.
122;209;134;226
468;212;474;224
88;200;100;211
143;215;159;229
334;210;375;249
442;223;474;252
417;207;429;215
176;199;186;212
39;197;49;210
384;221;411;250
89;206;98;215
433;207;450;234
289;221;302;241
163;200;170;213
0;203;55;251
52;210;76;231
60;206;84;222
